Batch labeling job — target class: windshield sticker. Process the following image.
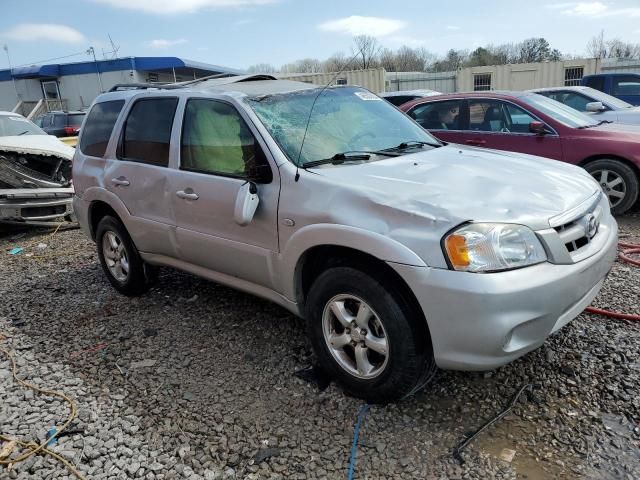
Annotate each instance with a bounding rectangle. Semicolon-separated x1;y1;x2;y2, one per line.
354;91;382;101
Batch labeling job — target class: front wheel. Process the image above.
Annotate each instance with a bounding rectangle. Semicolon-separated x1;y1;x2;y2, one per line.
96;216;152;296
305;266;436;403
584;159;639;215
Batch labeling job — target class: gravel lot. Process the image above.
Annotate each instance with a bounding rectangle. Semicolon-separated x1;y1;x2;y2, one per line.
1;212;639;480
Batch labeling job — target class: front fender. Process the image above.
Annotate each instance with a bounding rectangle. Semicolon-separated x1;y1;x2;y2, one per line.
278;223;427;301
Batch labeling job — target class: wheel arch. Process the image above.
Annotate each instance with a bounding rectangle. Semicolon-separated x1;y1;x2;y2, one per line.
579;154;640;179
293;244;433;353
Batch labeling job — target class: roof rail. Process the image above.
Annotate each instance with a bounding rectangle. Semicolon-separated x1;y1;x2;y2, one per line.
108;83;172;92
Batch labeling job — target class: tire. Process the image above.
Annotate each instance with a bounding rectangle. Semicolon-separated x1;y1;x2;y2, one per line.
96;215;150;296
584;159;639;215
305;266;436;403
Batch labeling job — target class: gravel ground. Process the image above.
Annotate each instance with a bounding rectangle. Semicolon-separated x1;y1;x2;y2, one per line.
0;213;639;480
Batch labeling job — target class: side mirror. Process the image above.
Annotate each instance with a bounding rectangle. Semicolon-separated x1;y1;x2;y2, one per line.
234;181;260;226
529;121;546;135
586;101;606;112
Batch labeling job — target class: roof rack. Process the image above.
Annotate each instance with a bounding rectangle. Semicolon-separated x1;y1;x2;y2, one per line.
108;83;172;92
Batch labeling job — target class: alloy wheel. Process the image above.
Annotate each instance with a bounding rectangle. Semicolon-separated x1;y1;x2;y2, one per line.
322;294;389;379
102;231;130;282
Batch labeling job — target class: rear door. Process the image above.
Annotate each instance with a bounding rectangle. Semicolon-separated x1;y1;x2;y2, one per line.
406;99;466;144
462;98;563;160
103;96;179;256
169;97;280;289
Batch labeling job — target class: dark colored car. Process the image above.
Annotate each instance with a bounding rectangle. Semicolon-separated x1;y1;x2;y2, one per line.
581;73;640;106
34;111;86;137
400;91;640;214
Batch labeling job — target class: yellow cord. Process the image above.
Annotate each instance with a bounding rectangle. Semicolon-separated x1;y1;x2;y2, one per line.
0;346;86;480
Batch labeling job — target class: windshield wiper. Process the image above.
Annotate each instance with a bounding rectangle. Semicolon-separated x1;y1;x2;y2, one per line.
577;119;614;129
382;140;441;151
17;130;30;136
302;150;399;168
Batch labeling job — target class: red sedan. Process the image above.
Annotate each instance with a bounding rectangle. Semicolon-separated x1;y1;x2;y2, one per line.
400;91;640;215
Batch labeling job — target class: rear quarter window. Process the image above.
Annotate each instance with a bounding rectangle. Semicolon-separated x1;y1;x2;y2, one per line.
79;100;125;157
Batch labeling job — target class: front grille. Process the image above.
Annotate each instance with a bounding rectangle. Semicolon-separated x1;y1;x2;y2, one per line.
21;205;66;218
553;203;603;255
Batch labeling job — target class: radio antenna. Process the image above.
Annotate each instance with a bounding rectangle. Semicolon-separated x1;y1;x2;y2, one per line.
293;46;368;182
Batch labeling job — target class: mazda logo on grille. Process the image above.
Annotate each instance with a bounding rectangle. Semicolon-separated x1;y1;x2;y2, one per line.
585;214;599;239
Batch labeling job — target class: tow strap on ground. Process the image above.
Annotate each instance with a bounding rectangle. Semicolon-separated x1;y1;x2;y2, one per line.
347;403;370;480
452;383;542;464
0;344;86;480
585;241;640;321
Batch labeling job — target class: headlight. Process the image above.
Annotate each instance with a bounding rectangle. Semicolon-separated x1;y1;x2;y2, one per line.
443;223;547;272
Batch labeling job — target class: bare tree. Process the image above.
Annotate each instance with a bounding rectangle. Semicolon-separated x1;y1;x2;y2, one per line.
323;51;356;73
280;58;322;74
247;63;278;73
352;35;380;69
587;30;607;58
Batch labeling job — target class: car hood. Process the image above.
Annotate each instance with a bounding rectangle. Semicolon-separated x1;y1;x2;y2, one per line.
615;107;640;124
0;134;75;160
313;145;600;232
587;122;640;139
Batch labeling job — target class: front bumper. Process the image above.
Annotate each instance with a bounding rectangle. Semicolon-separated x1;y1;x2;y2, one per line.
0;188;74;221
390;217;618;371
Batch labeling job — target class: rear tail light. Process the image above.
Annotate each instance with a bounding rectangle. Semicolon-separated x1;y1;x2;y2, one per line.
64;126;80;135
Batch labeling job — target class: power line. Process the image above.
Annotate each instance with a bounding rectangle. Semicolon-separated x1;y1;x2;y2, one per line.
12;50;89;69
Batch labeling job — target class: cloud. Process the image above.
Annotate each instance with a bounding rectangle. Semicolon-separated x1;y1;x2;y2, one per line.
2;23;85;43
446;25;461;31
318;16;406;37
551;2;640;17
93;0;278;14
146;38;187;48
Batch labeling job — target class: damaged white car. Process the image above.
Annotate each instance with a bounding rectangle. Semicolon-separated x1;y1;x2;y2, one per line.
0;112;75;224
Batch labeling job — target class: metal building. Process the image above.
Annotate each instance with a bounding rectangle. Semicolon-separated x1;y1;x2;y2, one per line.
0;56;243;119
277;68;386;94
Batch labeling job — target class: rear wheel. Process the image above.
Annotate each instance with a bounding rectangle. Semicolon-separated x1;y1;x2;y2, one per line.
305;266;436;403
96;216;152;296
584;159;638;215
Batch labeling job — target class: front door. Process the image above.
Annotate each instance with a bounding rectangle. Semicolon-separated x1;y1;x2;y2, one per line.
103;96;179;257
170;98;280;290
463;99;563;160
406;99;467;145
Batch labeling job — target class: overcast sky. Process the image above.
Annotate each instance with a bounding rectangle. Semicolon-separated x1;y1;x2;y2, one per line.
1;0;640;71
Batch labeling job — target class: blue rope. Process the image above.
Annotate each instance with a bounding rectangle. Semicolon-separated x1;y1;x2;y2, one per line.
347;404;370;480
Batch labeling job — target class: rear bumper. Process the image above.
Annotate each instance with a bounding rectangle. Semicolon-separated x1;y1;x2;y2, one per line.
0;188;74;221
390;217;618;371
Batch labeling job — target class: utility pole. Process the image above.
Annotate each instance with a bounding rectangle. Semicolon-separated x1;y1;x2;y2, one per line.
3;44;20;103
87;46;104;92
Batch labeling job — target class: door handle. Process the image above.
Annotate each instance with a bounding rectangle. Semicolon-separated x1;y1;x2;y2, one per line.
465;139;487;146
176;189;199;201
111;177;130;187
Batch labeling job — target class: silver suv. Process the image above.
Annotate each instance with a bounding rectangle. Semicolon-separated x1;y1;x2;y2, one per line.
73;75;618;403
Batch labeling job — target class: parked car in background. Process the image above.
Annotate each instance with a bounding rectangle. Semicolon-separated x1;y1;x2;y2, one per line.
581;73;640;106
34;110;86;137
380;89;441;107
72;76;617;402
0;111;75;223
401;91;640;214
530;86;640;125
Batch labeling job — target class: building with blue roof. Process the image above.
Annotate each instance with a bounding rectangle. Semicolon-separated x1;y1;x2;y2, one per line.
0;56;244;117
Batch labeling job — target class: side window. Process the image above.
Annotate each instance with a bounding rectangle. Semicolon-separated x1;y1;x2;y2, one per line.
409;100;461;130
79;100;125;157
386;96;413;107
52;114;66;128
119;98;178;167
613;76;640;96
468;100;507;132
544;91;591;112
585;76;605;92
503;103;538;133
180;99;271;180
